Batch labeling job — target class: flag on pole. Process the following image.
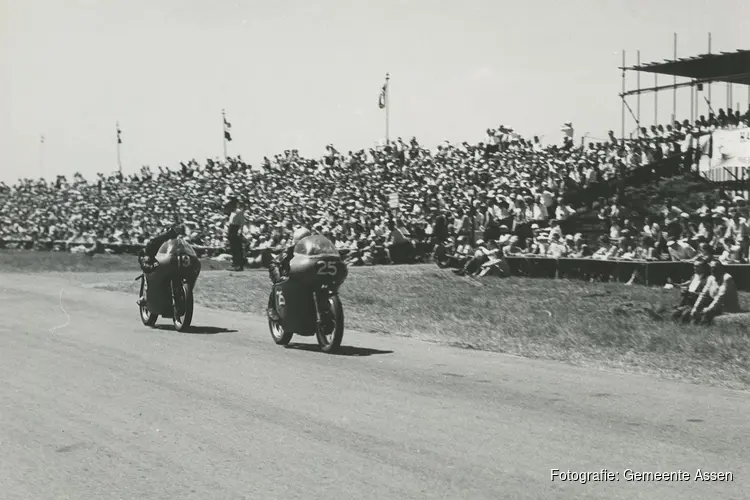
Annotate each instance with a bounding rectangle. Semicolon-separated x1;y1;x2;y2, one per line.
117;124;122;144
378;80;388;109
224;114;232;141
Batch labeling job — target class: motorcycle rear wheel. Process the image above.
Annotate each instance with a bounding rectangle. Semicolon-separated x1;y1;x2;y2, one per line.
173;281;194;332
316;295;344;353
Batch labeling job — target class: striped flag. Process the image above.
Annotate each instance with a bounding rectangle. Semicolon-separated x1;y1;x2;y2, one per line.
378;80;388;109
224;114;232;141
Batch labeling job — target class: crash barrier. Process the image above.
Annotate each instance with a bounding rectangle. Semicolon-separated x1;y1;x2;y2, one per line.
503;256;750;291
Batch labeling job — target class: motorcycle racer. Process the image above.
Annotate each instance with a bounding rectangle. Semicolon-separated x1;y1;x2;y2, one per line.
136;226;179;306
267;227;311;321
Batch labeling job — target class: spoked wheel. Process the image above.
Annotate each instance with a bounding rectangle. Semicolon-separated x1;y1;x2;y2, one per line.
269;318;294;345
138;277;158;326
316;294;344;353
172;280;194;332
139;302;158;326
268;292;293;345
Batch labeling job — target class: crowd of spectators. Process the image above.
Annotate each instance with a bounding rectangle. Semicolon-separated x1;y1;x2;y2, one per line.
1;107;748;275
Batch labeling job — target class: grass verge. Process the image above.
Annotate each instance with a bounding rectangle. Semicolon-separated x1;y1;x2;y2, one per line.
90;263;750;390
0;250;229;273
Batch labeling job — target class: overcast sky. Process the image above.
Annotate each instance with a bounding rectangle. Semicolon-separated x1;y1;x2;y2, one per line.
1;0;748;183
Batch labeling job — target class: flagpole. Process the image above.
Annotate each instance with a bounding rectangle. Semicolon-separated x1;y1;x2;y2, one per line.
385;73;390;146
40;135;45;179
116;122;122;174
222;109;227;160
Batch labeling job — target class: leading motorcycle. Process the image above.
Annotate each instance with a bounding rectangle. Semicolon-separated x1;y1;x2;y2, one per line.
267;235;348;353
137;236;201;331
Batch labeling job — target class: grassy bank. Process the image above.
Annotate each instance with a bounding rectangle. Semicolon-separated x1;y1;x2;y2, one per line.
91;264;750;389
0;250;229;273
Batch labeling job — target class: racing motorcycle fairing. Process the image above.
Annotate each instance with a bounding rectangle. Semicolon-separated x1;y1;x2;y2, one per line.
272;279;318;336
143;237;201;316
270;235;348;336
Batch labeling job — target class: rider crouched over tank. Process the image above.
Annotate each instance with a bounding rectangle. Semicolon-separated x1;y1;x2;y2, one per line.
267;227;311;321
136;226;179;306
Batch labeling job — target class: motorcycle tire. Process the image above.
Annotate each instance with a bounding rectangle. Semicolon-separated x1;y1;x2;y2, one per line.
268;292;293;345
139;303;158;327
316;294;344;353
173;281;194;332
268;318;293;346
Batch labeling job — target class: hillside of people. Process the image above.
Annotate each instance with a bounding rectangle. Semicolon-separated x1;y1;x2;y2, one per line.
1;107;749;273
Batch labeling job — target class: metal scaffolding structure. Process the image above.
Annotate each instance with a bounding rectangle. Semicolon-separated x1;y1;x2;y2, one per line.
618;34;750;141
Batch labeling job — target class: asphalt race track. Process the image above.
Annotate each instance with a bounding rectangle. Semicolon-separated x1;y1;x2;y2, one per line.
1;272;748;500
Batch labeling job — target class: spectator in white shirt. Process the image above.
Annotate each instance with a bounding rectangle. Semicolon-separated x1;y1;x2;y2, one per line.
555;197;574;220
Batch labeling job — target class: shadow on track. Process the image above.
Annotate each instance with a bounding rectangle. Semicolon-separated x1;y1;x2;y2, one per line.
153;325;237;335
285;343;394;357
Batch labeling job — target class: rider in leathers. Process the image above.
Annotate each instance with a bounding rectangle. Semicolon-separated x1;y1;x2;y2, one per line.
267;227;311;321
136;226;179;306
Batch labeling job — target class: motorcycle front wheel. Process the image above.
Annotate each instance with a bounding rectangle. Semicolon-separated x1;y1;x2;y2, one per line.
139;303;158;326
173;280;194;332
316;294;344;353
268;291;293;345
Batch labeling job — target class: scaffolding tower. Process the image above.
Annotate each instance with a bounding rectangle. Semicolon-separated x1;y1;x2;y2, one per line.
618;35;749;141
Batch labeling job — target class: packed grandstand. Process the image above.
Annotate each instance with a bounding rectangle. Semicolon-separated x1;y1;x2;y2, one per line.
2;106;749;280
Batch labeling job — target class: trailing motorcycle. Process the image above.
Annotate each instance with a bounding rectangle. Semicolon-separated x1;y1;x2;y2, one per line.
137;237;201;331
267;235;348;353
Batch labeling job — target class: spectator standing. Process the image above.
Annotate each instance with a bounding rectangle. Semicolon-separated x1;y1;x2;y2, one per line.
226;197;245;271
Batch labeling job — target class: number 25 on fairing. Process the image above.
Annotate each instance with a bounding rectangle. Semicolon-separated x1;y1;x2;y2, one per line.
317;261;338;276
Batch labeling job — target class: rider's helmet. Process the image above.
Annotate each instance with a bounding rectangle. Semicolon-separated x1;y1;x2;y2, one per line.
292;227;311;245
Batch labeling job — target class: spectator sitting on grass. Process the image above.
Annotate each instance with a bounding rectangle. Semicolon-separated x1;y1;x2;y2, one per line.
687;260;741;325
437;236;472;270
478;241;511;277
453;239;491;276
672;259;710;322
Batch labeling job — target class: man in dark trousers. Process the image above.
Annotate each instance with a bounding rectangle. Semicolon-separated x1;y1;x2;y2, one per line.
225;197;246;271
